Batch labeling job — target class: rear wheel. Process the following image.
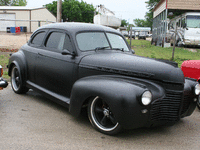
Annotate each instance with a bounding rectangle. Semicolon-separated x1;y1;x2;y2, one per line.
11;65;29;94
88;96;122;135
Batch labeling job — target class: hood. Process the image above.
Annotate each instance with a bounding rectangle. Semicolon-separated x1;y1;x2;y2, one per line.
79;52;185;84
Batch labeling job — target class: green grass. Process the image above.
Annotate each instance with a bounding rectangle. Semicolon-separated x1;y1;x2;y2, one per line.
127;39;200;67
0;54;10;80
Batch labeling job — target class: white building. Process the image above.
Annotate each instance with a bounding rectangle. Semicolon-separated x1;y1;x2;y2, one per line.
0;6;56;32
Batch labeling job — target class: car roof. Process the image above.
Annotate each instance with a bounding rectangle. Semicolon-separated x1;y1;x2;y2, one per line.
38;22;120;34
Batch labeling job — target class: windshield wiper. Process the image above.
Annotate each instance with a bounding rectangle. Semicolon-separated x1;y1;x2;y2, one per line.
95;46;110;50
112;48;124;52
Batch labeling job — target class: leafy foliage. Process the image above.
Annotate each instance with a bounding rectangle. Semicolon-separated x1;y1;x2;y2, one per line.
0;0;27;6
127;24;134;33
133;0;160;28
145;0;160;10
45;0;95;23
121;19;128;27
134;19;147;27
144;0;160;28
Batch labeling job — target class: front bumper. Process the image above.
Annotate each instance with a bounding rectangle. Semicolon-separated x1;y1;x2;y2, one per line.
148;79;198;127
0;77;8;89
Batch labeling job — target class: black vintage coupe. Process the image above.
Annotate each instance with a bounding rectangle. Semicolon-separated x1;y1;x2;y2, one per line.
8;23;200;135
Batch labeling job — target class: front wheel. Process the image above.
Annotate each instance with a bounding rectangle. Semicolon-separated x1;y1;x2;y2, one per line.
88;96;122;135
11;65;29;94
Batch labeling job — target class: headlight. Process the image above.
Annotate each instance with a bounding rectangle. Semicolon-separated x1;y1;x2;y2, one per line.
194;84;200;95
141;91;152;105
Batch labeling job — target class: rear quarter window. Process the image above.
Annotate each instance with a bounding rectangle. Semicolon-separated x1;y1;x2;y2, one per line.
31;32;46;46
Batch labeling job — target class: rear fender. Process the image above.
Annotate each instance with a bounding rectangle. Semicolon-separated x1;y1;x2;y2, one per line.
8;50;27;86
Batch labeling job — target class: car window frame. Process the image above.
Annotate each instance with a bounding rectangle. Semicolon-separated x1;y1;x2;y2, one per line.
75;30;130;52
42;29;76;54
29;29;48;48
75;31;111;52
105;32;131;52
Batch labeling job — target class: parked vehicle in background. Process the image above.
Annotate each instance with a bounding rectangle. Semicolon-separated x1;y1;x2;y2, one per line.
8;22;199;135
181;60;200;110
0;65;8;90
168;12;200;46
128;32;135;39
147;34;152;37
138;31;146;40
121;30;129;37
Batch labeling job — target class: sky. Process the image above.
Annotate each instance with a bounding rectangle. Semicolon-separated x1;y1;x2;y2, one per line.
26;0;148;24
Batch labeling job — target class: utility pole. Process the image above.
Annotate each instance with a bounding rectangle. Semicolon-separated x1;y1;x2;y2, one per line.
130;24;133;47
57;0;62;22
172;23;177;60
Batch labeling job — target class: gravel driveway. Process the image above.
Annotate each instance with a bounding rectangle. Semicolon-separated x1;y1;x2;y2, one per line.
0;32;31;49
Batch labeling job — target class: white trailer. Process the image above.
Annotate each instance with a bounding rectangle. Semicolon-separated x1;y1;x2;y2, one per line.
168;12;200;46
93;5;121;29
152;0;200;47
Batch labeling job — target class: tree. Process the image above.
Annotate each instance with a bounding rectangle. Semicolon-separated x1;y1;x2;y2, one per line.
45;0;95;23
132;0;160;28
127;24;134;34
121;19;128;27
0;0;27;6
144;0;160;28
134;19;147;27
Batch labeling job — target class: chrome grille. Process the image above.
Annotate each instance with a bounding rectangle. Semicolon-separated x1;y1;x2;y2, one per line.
181;93;193;116
151;91;182;122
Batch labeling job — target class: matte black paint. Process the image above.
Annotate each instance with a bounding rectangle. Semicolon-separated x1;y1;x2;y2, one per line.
8;22;198;130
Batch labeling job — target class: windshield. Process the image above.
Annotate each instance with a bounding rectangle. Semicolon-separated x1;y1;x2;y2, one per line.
76;32;129;51
186;15;200;28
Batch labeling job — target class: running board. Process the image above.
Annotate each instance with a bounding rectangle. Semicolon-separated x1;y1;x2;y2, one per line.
26;81;70;107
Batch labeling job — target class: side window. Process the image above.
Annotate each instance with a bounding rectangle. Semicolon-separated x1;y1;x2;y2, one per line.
63;35;73;52
31;32;46;46
46;32;66;52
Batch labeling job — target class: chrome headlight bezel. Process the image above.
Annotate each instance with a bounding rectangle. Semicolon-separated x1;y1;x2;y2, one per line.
194;84;200;95
141;91;152;106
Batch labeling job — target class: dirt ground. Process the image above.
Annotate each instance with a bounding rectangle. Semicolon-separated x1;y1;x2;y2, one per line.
0;32;31;49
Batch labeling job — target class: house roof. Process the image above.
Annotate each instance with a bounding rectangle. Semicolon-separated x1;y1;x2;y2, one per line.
0;6;45;10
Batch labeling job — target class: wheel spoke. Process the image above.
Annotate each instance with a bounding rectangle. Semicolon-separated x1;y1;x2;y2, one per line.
16;77;20;82
89;96;121;134
109;115;117;125
15;69;19;77
100;116;107;126
95;106;103;113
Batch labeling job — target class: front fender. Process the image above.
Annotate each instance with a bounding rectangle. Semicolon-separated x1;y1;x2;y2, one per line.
69;76;165;129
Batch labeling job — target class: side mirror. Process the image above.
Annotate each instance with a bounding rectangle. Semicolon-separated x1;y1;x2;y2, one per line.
131;49;135;54
62;49;75;56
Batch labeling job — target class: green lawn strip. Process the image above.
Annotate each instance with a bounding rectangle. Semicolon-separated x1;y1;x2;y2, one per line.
128;39;200;67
